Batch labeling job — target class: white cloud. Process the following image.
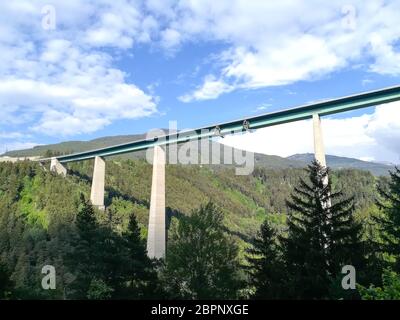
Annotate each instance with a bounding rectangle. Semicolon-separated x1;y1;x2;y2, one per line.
0;141;40;154
0;131;38;155
161;0;400;101
1;0;400;160
0;48;157;136
179;75;234;102
0;142;40;155
0;1;158;138
145;0;176;19
223;36;341;89
369;33;400;75
255;103;272;112
161;28;182;50
221;102;400;164
0;132;29;139
83;3;142;49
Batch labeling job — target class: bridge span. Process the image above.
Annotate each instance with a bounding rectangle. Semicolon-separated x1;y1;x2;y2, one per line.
42;85;400;259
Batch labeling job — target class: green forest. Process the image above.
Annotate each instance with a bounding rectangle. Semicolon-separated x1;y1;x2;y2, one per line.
0;158;399;299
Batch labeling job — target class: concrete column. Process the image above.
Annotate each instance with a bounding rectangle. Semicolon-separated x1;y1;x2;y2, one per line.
313;113;330;209
147;145;166;259
312;113;327;168
90;156;105;210
50;158;67;177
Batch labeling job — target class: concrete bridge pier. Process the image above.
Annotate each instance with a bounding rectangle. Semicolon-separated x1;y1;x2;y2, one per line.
313;113;331;210
90;156;106;210
312;113;327;168
50;158;67;177
147;145;166;259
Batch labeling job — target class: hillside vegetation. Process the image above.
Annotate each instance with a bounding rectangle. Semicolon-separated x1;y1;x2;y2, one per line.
0;158;387;298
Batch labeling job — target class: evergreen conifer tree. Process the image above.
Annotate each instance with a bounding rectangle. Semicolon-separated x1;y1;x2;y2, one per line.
283;161;364;299
68;194;101;298
164;202;242;299
120;213;159;299
376;167;400;272
245;219;284;299
0;259;13;299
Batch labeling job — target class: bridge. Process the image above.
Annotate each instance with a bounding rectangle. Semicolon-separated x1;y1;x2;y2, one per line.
41;85;400;259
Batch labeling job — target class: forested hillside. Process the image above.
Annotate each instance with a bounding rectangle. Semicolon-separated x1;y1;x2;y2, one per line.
0;158;390;299
288;153;394;176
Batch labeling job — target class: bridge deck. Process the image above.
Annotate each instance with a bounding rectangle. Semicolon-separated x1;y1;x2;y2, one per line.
44;85;400;163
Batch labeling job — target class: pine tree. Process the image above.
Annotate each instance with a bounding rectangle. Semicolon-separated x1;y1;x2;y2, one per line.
0;259;13;299
67;194;100;298
358;268;400;299
283;161;364;299
120;213;159;299
86;278;114;300
245;219;284;299
375;167;400;272
69;194;131;299
164;201;242;299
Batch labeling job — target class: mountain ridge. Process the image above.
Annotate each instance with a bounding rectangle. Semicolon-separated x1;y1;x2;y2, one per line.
1;134;394;176
287;153;394;176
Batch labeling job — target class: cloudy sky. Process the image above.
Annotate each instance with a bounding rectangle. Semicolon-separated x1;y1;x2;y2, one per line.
1;0;400;163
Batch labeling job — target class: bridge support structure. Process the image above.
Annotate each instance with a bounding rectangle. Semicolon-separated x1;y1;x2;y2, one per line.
312;113;327;168
312;113;331;211
90;156;106;210
50;158;67;177
147;145;166;259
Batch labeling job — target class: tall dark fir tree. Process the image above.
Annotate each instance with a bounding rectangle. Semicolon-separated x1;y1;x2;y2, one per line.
67;194;103;298
163;201;242;299
120;213;159;299
376;167;400;272
0;259;13;299
283;161;365;299
245;219;284;299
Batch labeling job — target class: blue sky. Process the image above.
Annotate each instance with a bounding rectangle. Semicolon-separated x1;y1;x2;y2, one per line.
1;1;400;163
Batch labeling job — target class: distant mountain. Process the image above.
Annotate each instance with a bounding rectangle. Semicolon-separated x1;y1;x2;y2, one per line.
1;135;394;176
2;134;147;158
287;153;394;176
1;134;305;170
